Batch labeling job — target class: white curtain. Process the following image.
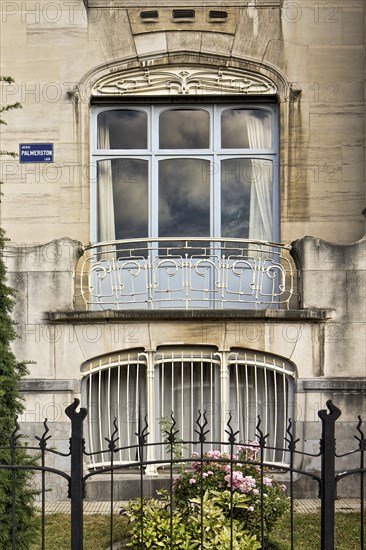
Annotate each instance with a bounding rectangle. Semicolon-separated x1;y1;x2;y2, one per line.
97;120;115;243
247;115;273;241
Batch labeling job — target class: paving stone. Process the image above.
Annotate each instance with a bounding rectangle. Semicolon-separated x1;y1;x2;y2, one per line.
35;499;363;515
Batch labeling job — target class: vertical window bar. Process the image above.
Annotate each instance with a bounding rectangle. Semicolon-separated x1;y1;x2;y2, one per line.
161;359;165;421
171;356;175;425
88;370;95;466
282;367;287;463
245;356;249;444
273;366;278;460
158;355;164;459
190;358;194;454
181;359;184;441
98;364;104;464
264;363;269;459
136;362;140;461
235;361;240;440
126;362;131;461
254;355;258;446
107;359;112;442
270;369;276;463
117;357;122;463
200;355;204;419
210;356;213;450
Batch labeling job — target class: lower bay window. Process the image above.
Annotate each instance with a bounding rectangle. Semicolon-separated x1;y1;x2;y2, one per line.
82;347;295;468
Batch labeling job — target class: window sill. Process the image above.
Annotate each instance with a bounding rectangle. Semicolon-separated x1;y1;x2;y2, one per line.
45;309;331;323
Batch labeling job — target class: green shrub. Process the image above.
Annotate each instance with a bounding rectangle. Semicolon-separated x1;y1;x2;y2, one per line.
125;444;288;548
126;490;261;550
173;445;289;537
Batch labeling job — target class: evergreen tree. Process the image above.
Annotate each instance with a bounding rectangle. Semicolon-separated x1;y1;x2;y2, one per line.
0;76;37;548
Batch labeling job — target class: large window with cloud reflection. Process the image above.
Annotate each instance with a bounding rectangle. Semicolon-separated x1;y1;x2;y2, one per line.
92;104;278;244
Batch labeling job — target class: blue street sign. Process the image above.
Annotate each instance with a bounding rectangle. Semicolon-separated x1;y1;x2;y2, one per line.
19;143;53;163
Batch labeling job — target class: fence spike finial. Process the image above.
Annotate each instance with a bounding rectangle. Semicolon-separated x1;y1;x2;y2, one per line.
165;412;179;444
35;419;52;450
354;415;366;450
105;418;119;452
225;412;239;445
285;418;300;452
135;414;149;447
255;415;269;448
194;410;209;443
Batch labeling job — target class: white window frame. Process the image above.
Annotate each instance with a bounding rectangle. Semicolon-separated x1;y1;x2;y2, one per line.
90;103;280;243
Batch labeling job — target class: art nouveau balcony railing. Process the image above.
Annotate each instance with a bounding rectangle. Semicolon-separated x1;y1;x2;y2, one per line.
77;238;298;310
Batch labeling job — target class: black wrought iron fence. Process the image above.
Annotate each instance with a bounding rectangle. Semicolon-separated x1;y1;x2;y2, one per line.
0;399;365;550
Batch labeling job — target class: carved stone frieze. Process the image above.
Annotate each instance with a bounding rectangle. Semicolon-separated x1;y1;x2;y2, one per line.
92;66;278;96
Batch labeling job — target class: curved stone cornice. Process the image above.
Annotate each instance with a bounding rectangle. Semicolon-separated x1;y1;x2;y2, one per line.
92;65;278;97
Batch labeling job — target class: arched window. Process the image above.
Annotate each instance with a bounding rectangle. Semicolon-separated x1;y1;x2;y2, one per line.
82;348;294;468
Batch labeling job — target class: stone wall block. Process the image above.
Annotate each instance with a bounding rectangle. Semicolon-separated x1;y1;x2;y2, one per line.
5;238;82;274
292;235;366;310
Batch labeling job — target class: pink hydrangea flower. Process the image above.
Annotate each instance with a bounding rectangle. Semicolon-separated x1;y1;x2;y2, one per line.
206;450;221;459
225;472;256;494
189;478;196;485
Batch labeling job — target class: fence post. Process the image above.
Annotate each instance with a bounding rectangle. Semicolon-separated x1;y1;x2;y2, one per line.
318;400;341;550
66;399;88;550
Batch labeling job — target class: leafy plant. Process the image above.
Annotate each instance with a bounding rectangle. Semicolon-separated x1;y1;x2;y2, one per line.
159;414;187;461
125;490;261;550
174;444;289;537
125;443;288;548
0;76;22;158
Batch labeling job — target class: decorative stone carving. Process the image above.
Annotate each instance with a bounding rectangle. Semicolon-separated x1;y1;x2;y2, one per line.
92;66;278;96
289;82;302;101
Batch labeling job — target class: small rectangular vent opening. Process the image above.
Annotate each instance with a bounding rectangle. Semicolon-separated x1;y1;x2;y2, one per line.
140;10;159;19
172;9;195;19
209;10;228;19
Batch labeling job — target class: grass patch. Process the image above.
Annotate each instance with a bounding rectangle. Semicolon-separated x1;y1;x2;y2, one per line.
266;512;364;550
28;511;364;549
30;514;130;550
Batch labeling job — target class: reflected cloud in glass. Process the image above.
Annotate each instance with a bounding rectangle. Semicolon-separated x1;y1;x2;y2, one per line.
98;110;148;149
160;109;210;149
221;109;272;149
159;158;210;237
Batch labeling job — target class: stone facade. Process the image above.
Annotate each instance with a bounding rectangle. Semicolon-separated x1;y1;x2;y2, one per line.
0;0;365;498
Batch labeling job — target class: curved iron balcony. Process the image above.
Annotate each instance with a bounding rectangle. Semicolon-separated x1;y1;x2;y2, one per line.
77;238;297;310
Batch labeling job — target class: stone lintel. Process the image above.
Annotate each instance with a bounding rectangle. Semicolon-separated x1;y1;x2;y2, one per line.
300;379;366;392
20;379;79;393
